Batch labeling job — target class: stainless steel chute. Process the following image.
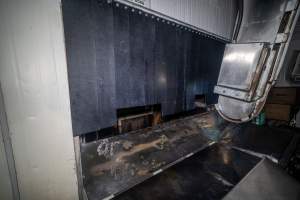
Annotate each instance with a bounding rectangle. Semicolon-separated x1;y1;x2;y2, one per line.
214;0;300;122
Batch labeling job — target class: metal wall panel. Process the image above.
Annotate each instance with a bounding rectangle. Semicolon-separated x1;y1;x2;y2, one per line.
63;0;225;136
120;0;238;41
217;43;265;91
237;0;287;43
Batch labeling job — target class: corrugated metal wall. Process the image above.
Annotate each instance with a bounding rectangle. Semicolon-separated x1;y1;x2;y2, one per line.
121;0;238;41
63;0;226;136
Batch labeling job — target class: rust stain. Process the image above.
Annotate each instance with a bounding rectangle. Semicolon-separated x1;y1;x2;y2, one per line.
137;169;149;176
116;139;162;162
89;112;217;177
90;161;117;176
91;139;163;176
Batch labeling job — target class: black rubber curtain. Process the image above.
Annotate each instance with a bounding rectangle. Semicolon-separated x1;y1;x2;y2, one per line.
62;0;225;136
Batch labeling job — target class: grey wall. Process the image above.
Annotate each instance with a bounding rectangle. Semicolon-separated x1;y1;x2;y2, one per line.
0;0;79;199
63;0;226;136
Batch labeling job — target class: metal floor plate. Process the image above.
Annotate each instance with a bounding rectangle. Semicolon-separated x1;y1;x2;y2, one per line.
115;144;260;200
221;124;299;161
81;111;300;200
81;112;229;200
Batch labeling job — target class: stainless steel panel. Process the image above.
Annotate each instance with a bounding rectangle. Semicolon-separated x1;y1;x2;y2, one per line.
217;43;265;91
216;96;256;121
214;86;250;101
126;0;151;7
152;0;238;40
117;0;238;41
286;0;299;11
223;159;300;200
237;0;287;43
211;0;300;122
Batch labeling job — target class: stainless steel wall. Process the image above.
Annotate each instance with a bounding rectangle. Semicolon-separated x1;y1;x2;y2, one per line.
119;0;238;41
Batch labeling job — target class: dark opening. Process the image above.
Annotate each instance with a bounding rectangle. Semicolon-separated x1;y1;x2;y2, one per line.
195;94;206;106
278;11;292;33
195;94;207;112
81;127;119;143
287;50;300;82
117;104;162;133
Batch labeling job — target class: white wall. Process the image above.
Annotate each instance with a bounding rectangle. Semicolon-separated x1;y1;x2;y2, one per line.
0;0;79;199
